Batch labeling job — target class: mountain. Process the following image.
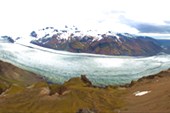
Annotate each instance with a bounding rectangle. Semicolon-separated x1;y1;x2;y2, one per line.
30;27;163;56
157;39;170;54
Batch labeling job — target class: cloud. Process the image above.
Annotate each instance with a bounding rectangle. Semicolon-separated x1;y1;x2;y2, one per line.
0;0;170;36
119;16;170;34
132;24;170;34
164;21;170;24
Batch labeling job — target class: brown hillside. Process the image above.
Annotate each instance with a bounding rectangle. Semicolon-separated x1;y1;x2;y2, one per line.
0;60;170;113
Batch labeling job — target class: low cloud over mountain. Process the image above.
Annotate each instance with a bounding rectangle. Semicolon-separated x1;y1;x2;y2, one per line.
119;16;170;34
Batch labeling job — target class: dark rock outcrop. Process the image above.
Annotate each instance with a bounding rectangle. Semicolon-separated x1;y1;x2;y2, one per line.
81;75;92;86
76;108;97;113
0;36;14;43
30;31;38;38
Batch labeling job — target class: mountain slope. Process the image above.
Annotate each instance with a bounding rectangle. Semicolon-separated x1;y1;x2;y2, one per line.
0;61;124;113
122;69;170;112
0;60;170;112
157;39;170;53
0;60;44;94
30;27;163;56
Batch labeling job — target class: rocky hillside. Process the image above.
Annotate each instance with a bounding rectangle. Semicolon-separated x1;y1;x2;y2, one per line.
0;60;170;112
30;27;163;56
0;61;124;113
122;69;170;112
0;60;44;94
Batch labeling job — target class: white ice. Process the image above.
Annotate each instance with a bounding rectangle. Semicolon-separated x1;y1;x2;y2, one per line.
0;43;170;85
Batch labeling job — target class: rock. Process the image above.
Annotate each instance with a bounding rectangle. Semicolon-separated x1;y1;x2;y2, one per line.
57;85;68;95
39;87;50;95
49;85;68;96
30;31;37;38
81;75;92;86
76;108;97;113
0;88;3;95
0;36;14;43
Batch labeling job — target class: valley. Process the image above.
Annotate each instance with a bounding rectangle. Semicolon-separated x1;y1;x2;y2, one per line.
0;43;170;86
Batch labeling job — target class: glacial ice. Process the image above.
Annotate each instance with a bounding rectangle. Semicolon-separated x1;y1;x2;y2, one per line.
0;43;170;85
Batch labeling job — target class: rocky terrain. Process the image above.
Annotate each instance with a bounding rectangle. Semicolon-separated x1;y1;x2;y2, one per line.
30;27;163;56
0;60;170;113
0;60;124;113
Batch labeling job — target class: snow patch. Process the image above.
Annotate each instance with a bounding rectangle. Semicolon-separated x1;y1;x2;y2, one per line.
134;91;151;96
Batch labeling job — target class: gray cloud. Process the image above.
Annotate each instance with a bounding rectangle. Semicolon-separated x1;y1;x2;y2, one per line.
119;16;170;34
132;24;170;33
164;21;170;24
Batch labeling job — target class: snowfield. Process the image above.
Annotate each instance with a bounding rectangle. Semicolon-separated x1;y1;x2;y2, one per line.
0;42;170;85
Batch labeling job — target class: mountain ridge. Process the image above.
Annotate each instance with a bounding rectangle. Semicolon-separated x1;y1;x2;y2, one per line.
29;26;163;56
1;26;169;56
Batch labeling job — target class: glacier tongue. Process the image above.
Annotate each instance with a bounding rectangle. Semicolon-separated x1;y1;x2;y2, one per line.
0;43;170;85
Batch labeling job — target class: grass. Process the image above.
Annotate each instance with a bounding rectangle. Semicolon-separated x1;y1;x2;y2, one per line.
0;77;125;113
0;61;125;113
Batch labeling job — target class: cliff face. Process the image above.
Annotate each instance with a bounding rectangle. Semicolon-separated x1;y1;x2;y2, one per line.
30;27;163;56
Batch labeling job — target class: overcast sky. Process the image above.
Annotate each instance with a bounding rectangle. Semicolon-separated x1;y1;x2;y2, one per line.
0;0;170;36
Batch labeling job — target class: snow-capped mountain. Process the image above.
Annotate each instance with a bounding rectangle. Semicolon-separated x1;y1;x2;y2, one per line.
29;26;163;56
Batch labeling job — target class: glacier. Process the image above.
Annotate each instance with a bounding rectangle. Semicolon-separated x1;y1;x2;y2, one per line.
0;42;170;85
